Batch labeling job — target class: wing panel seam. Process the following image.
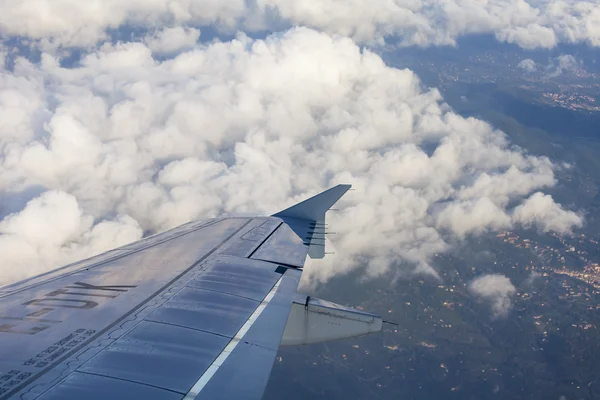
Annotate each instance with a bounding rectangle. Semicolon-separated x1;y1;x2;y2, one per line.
246;221;283;259
74;370;186;395
250;259;303;269
137;319;234;340
178;285;263;302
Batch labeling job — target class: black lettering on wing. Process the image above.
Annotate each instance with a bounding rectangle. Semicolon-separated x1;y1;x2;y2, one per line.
0;324;50;335
23;298;99;309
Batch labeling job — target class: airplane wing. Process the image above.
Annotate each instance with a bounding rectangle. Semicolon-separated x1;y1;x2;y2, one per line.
0;185;382;400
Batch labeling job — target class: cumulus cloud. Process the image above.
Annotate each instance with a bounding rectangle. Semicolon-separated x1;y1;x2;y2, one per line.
469;274;517;318
0;191;142;284
513;192;583;233
436;197;513;237
144;27;201;55
0;0;599;50
517;58;537;72
0;28;582;286
497;24;557;49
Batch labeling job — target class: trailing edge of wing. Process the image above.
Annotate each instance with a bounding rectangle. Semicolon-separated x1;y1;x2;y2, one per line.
273;184;351;259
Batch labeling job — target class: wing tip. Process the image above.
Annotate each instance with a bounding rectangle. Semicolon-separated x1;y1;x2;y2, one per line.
273;184;352;222
273;184;351;259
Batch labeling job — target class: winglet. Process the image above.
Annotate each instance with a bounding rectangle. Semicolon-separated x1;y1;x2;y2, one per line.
273;184;352;221
273;184;351;259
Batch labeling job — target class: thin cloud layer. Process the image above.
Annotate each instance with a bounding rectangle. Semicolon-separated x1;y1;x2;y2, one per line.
517;54;583;77
0;0;599;49
0;28;582;285
546;54;581;77
469;274;517;318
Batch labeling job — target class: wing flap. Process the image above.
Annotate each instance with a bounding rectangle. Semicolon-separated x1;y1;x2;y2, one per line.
77;320;230;394
184;269;301;400
145;288;259;337
186;258;282;301
25;255;297;399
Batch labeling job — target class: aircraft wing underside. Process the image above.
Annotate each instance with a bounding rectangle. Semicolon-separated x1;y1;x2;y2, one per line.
0;185;382;399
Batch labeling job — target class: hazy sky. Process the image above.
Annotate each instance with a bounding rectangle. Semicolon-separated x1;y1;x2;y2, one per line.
0;1;592;304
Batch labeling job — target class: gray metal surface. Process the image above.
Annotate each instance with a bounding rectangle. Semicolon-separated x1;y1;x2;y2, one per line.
251;222;308;268
0;219;220;297
273;184;351;259
146;287;258;337
0;215;307;399
220;220;281;258
38;372;182;400
77;321;230;393
185;269;302;400
196;342;278;400
240;269;302;350
187;258;282;301
283;217;327;259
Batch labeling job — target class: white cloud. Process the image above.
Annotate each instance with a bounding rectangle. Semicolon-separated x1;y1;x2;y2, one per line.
517;58;537;72
469;274;517;318
144;27;201;55
512;192;583;234
0;28;583;286
497;24;557;49
0;0;245;48
0;0;599;50
0;191;142;283
436;197;513;237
